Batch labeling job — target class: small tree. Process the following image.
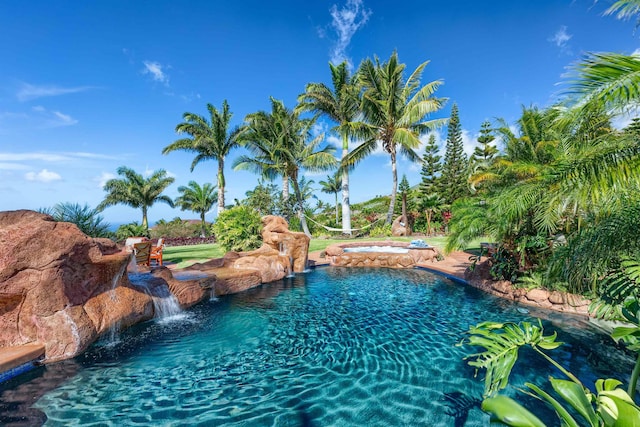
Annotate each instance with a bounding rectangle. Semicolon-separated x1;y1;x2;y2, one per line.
419;134;442;196
319;172;342;225
212;205;262;252
439;104;469;204
470;120;498;172
174;181;216;237
398;175;412;236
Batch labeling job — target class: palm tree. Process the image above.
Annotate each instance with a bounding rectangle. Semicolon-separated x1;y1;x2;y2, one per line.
97;166;175;230
174;181;217;237
319;172;342;225
298;61;360;234
234;97;337;237
162;100;243;215
346;51;447;224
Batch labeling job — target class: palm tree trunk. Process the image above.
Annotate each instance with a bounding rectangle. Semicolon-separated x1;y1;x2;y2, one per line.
142;206;149;231
200;211;207;238
386;150;398;225
217;158;225;215
334;193;339;225
341;138;352;235
291;178;311;237
282;175;289;201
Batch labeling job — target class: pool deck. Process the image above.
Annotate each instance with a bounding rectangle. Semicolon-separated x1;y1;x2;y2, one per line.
308;249;471;279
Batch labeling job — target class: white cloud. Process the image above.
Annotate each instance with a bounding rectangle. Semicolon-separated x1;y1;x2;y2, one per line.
549;26;572;54
25;169;62;182
96;172;116;189
0;152;70;162
50;111;78;127
17;83;93;102
632;48;640;57
142;60;170;85
0;162;29;170
30;106;78;127
329;0;372;65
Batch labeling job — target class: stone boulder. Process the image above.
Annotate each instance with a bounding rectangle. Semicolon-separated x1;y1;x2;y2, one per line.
0;210;212;362
260;215;310;272
391;216;407;236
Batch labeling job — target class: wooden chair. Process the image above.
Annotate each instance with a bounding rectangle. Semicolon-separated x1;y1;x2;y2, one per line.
133;241;152;266
150;238;164;266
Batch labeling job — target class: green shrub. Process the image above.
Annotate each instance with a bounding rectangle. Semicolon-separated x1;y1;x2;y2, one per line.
151;218;201;239
40;202;113;238
212;206;263;252
115;222;148;241
368;223;392;238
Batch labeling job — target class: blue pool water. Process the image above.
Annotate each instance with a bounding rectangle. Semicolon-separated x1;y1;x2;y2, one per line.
0;268;633;426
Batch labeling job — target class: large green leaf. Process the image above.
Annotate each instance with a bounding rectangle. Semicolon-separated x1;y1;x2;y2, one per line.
548;377;598;426
525;382;581;427
481;395;546;427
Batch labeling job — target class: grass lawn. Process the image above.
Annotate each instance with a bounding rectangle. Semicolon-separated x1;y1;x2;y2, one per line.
164;236;485;269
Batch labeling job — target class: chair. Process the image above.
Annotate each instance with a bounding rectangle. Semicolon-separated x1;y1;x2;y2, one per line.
133;241;152;266
150;238;164;266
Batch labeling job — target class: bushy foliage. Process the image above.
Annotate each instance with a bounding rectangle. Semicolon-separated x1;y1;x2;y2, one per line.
368;223;392;237
212;205;263;252
115;222;148;241
151;217;202;239
40;202;113;238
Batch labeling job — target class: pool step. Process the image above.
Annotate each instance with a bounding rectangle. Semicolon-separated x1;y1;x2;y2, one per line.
0;343;45;383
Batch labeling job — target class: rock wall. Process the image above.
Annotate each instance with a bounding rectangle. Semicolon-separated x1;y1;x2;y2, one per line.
182;215;310;296
0;210;212;362
325;241;441;268
464;260;590;315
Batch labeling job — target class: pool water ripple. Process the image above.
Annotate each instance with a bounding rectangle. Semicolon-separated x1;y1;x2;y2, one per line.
0;267;633;426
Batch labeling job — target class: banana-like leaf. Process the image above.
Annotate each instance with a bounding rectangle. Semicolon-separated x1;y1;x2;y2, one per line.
481;395;546;427
548;377;598;426
525;382;581;427
464;321;564;397
597;389;640;426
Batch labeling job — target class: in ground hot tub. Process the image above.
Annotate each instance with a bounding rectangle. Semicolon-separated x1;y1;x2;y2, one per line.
325;241;441;268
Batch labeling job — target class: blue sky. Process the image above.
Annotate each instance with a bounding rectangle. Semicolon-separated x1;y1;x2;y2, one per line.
1;0;638;225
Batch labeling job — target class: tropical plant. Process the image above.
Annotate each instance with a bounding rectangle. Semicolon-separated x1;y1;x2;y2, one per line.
418;192;443;236
298;61;360;234
97;166;175;230
212;205;262;252
346;51;446;225
162;100;243;215
242;179;279;216
40;202;112;238
234;97;337;237
174;181;216;237
463;320;640;426
115;222;148;240
319;172;342;225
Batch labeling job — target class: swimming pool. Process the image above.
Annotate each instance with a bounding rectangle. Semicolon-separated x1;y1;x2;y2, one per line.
0;268;631;426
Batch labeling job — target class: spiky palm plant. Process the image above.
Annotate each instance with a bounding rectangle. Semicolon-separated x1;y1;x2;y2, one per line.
163;100;243;215
298;61;360;234
235;97;337;237
97;166;174;230
346;51;447;225
174;181;216;237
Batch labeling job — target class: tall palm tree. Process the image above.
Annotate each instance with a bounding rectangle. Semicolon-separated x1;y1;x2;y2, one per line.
319;172;342;225
298;61;360;234
347;51;447;224
174;181;217;237
234;97;337;237
162;100;243;216
97;166;175;230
